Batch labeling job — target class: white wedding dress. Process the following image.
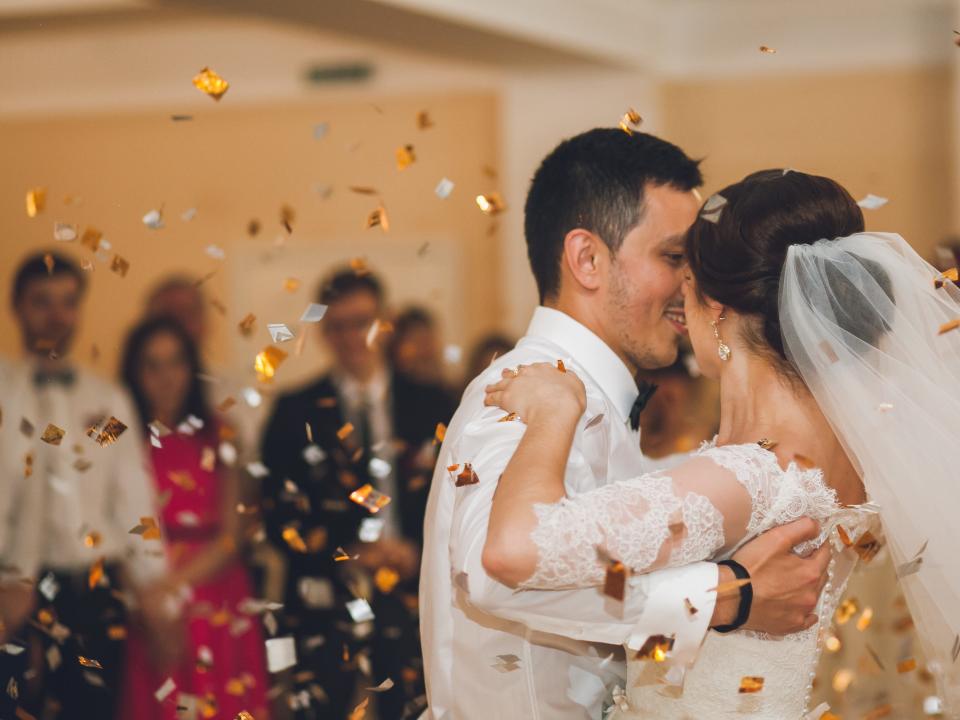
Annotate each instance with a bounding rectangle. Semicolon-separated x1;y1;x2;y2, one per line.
520;440;876;719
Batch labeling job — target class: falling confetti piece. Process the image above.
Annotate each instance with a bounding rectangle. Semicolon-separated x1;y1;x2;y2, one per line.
435;423;447;443
856;606;874;631
336;422;354;441
193;67;229;101
709;577;752;596
333;547;356;562
635;635;674;662
348;186;378;196
604;559;627;601
53;222;77;242
348;698;369;720
110;255;130;278
739;676;764;693
349;257;370;275
280;204;295;232
86;416;128;446
938;318;960;335
935;268;958;289
498;412;519;423
235;713;255;720
416;110;433;129
897;657;917;673
365;318;392;347
282;526;308;553
476;193;505;216
129;517;161;540
852;531;882;563
238;314;256;337
170;114;193;122
254;347;287;383
365;205;389;232
832;668;854;693
618;107;643;135
556;359;566;373
283;277;300;293
346;598;375;623
40;424;65;446
43;253;55;274
792;453;815;470
265;637;297;673
78;656;102;669
857;194;888;210
368;678;395;693
80;227;103;252
435;177;455;199
349;484;392;513
684;598;699;616
300;303;327;322
83;531;101;548
26;188;46;218
313;122;329;140
88;557;104;590
759;45;777;54
491;654;521;673
824;634;841;652
700;193;727;223
205;244;225;260
267;324;295;343
836;598;858;624
396;145;416;170
142;209;164;229
455;463;479;487
374;567;400;594
877;402;894;412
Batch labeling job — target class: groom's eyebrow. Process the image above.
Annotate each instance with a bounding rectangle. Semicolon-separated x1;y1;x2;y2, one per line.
657;234;686;251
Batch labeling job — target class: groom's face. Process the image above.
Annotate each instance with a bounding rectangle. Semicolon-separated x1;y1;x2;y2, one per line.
605;183;700;370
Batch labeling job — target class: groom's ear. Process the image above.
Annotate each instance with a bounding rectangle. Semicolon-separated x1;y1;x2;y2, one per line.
563;229;606;292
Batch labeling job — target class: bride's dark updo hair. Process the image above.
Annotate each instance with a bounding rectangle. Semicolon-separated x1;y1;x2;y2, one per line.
686;170;866;368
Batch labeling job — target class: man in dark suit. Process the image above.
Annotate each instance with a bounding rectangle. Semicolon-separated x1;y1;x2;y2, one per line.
261;268;452;719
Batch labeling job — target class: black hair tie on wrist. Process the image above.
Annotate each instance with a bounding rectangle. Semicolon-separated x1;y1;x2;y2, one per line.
713;559;753;634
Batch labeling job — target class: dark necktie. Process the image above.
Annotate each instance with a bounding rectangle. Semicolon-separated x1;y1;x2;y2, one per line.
629;381;658;431
33;368;76;388
356;395;373;470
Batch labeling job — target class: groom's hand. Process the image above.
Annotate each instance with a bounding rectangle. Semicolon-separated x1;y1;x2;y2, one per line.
713;517;829;635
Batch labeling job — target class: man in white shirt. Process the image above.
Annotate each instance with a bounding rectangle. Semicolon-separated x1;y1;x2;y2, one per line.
420;129;830;719
0;252;168;719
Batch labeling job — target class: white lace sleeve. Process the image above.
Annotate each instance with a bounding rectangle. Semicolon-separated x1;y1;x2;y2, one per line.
519;443;837;591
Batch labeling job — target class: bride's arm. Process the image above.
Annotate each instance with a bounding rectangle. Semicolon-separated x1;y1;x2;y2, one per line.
482;363;587;587
482;363;754;590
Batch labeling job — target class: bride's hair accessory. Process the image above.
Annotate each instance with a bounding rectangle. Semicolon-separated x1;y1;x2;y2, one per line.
780;231;960;709
711;316;731;361
699;193;727;223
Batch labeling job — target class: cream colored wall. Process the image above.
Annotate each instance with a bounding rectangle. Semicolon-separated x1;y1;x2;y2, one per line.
661;67;955;260
0;93;502;390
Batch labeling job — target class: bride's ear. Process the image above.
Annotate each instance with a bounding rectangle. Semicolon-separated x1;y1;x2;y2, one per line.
563;229;605;292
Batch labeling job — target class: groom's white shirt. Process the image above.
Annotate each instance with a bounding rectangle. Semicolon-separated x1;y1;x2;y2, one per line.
420;307;718;719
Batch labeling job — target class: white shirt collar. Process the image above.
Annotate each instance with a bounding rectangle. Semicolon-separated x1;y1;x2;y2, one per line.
524;306;638;422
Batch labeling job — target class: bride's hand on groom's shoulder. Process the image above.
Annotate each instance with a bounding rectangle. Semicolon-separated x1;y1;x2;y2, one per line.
484;362;586;426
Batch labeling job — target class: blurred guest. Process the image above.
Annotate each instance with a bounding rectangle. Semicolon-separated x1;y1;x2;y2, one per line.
261;269;452;719
145;275;207;346
118;317;269;720
462;332;515;393
0;251;168;720
638;350;720;459
389;306;444;386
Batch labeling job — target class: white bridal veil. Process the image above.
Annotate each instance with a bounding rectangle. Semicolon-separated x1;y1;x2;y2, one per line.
779;232;960;709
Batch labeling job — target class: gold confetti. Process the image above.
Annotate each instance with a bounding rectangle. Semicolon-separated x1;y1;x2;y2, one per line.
635;634;673;662
333;547;356;562
306;527;327;552
416;110;433;129
217;397;237;413
129;517;161;540
348;186;378;195
87;416;128;446
618;107;643;135
200;446;216;472
80;227;103;252
88;557;104;589
337;422;355;441
738;676;764;694
935;268;958;289
938;318;960;335
254;346;287;383
684;598;698;616
282;526;308;553
863;705;893;720
26;188;46;218
78;656;102;669
40;424;65;446
792;453;815;470
235;713;255;720
832;668;854;693
435;423;447;443
110;255;130;277
824;634;841;652
897;657;917;673
193;67;229;101
856;606;874;631
603;559;627;601
280;204;295;231
476;193;505;216
283;277;300;293
556;359;566;373
757;437;777;450
374;567;400;594
349;484;392;513
395;145;415;171
498;412;519;423
168;470;196;492
83;531;101;548
238;314;256;337
759;45;777;54
366;205;389;232
43;253;55;274
455;463;479;487
225;678;245;696
709;577;752;596
107;625;127;640
836;598;858;624
348;698;369;720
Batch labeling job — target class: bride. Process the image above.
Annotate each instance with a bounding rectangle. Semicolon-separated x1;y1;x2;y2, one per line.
480;169;960;718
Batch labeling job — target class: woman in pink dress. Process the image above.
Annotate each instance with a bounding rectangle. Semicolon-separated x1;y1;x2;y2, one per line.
119;317;269;720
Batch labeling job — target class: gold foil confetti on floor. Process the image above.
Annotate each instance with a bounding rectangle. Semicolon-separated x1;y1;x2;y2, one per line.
193;67;229;101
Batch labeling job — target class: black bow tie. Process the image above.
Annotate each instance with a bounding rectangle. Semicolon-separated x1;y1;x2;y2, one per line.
629;381;658;431
33;368;76;388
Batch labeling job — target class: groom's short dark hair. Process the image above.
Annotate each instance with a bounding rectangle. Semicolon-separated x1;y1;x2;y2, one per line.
524;129;702;302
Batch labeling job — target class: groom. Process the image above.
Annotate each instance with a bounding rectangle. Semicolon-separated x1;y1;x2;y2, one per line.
420;129;830;719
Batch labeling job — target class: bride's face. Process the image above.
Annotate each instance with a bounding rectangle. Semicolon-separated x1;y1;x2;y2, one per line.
681;272;724;379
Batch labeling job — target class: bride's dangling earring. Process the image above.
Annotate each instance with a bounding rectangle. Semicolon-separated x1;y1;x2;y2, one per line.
712;316;731;361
